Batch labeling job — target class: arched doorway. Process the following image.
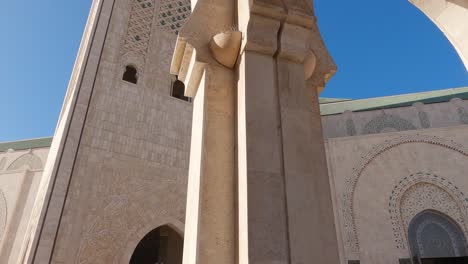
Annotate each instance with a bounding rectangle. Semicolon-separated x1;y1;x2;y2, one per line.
408;210;468;263
130;225;183;264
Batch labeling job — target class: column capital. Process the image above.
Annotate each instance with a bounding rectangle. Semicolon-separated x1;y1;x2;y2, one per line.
170;0;236;97
278;21;336;92
238;0;336;92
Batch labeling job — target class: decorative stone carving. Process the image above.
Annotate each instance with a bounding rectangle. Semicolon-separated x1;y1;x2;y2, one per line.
342;134;468;253
346;119;357;136
388;172;468;249
157;0;191;34
77;191;183;263
7;153;43;171
362;114;416;135
418;111;431;128
122;0;156;58
457;107;468;124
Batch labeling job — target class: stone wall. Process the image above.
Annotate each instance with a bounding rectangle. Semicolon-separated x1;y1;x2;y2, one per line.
39;0;193;262
322;98;468;138
325;121;468;263
0;147;49;263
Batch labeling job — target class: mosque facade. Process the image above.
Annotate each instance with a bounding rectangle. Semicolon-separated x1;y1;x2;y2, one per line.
0;0;468;263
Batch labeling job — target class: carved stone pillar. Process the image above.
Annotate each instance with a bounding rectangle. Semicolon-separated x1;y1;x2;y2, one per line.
171;1;238;263
172;0;340;263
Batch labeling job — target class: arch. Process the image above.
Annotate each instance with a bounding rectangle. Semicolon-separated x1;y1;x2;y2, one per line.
171;79;190;102
7;153;43;171
388;172;468;249
123;65;138;84
362;114;417;135
408;210;468;258
77;194;186;264
342;134;468;253
410;0;468;71
129;225;183;264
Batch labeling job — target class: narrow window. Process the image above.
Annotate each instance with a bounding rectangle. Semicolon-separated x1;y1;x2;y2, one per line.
123;65;138;84
171;79;190;102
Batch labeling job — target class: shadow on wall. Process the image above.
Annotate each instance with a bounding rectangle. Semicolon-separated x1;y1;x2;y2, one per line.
449;0;468;9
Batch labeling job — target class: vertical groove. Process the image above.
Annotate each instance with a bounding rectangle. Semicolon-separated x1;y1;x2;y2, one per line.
273;6;292;262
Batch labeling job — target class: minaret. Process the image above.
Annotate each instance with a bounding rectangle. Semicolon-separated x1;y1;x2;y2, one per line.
20;0;193;263
171;0;341;263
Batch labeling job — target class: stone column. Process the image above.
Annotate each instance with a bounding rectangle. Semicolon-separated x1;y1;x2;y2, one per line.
183;64;236;264
171;1;238;263
173;0;340;263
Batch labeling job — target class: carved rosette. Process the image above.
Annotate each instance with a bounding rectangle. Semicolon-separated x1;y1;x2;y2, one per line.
388;173;468;250
342;134;468;253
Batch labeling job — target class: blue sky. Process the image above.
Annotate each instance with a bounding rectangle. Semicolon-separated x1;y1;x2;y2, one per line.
0;0;467;141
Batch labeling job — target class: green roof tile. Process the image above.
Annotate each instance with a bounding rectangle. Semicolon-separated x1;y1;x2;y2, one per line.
0;137;53;152
320;87;468;116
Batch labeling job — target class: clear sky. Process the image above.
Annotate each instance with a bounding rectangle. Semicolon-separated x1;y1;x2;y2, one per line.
0;0;467;141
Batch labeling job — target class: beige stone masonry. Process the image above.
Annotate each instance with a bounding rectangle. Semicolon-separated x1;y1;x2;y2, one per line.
172;0;340;263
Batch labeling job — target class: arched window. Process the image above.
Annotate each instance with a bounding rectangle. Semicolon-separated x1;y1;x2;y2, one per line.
123;65;138;84
408;210;468;262
171;79;190;102
130;225;183;264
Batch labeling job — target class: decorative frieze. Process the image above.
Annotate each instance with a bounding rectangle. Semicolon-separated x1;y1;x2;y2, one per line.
362;114;416;135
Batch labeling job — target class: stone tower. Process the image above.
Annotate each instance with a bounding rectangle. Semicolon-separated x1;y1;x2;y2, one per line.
20;0;341;263
21;0;193;263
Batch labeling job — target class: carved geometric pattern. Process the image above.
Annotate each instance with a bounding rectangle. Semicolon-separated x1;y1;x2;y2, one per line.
76;194;176;263
362;114;416;135
157;0;191;34
122;0;156;57
342;134;468;253
418;111;431;128
0;190;7;241
77;196;132;264
458;107;468;125
346;119;357;136
77;183;185;263
7;153;43;170
388;173;468;249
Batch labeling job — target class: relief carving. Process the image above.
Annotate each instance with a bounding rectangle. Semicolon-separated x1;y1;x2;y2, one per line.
7;153;43;171
342;134;468;253
388;172;468;249
362;114;416;135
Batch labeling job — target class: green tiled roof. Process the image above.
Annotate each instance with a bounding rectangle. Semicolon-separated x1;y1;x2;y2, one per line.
319;97;351;104
320;87;468;116
0;137;53;152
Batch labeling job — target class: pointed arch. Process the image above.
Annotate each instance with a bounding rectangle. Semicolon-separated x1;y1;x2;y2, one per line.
388;172;468;250
7;153;43;171
342;134;468;253
129;225;183;264
408;210;468;258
